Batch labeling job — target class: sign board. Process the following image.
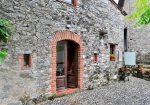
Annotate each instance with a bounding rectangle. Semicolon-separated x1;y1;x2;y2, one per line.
124;52;136;66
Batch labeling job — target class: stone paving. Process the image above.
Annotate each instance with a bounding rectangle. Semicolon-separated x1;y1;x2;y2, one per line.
39;77;150;105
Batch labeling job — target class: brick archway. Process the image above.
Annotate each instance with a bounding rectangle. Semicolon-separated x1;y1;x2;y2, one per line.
50;31;84;94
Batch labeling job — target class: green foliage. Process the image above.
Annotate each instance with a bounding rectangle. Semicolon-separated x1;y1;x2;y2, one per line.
126;0;150;27
110;54;116;58
0;50;8;64
0;19;15;43
0;18;15;64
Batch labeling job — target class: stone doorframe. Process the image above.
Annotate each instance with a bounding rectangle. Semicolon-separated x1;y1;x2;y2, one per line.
50;31;84;94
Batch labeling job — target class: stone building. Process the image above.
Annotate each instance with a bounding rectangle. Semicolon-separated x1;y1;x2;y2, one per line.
124;0;150;67
0;0;126;104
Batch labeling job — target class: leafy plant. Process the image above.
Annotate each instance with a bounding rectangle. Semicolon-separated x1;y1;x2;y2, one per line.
0;50;8;64
0;18;15;64
110;54;116;58
0;19;15;43
126;0;150;27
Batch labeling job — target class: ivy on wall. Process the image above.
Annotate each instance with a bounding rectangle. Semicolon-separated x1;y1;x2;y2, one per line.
0;50;8;64
126;0;150;27
0;19;15;64
0;19;15;42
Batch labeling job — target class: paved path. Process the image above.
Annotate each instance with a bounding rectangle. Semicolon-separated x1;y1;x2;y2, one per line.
39;77;150;105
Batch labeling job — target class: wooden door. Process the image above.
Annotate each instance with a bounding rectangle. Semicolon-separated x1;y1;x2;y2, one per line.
56;40;78;91
56;41;67;91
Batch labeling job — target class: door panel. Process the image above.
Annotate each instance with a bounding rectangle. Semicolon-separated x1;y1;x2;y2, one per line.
56;41;66;91
56;76;66;90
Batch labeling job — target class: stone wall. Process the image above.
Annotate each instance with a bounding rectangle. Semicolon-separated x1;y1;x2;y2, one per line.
0;0;125;104
124;0;150;53
124;0;150;65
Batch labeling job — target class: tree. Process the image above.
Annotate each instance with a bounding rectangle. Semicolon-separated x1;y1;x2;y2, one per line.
126;0;150;27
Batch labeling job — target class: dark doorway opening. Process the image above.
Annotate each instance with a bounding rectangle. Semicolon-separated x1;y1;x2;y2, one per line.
23;54;31;67
124;28;128;52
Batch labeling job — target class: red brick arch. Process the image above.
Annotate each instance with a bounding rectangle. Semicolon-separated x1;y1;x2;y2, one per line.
50;31;84;94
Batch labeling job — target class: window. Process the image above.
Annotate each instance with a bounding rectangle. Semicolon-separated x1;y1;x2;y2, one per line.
58;0;77;6
24;54;31;67
93;53;98;63
110;44;115;54
110;44;116;61
19;54;32;70
124;28;128;52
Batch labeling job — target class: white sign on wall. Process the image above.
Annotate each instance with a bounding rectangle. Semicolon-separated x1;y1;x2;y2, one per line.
124;52;136;66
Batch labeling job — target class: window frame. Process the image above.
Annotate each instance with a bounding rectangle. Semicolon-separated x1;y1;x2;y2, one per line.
23;54;32;68
19;53;32;70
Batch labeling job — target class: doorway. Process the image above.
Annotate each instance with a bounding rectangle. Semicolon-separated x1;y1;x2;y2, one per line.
56;40;79;91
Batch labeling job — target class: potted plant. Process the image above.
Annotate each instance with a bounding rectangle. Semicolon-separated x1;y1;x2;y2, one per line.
110;54;116;61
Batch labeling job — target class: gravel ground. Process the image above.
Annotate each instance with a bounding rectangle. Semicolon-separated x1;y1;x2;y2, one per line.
39;77;150;105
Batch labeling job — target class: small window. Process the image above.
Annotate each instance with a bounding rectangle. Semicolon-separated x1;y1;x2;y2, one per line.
24;54;31;67
19;54;32;70
110;44;116;61
93;53;98;63
110;44;115;54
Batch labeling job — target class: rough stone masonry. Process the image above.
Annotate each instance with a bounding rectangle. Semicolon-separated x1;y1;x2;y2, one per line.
124;0;150;65
0;0;125;104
